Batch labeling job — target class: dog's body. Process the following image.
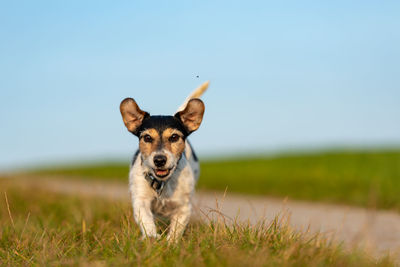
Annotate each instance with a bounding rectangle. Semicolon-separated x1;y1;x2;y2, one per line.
128;141;199;240
120;82;208;241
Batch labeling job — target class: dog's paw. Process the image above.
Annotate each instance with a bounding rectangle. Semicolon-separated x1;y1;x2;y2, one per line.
166;234;181;244
141;233;161;241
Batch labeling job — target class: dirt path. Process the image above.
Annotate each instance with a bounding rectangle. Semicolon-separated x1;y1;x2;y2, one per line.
9;177;400;259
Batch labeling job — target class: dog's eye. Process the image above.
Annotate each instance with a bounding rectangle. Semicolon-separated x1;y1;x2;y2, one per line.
143;134;153;143
169;134;180;143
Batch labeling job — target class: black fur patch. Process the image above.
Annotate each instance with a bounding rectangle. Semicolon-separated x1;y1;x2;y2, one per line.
131;149;140;166
187;141;198;162
137;115;189;137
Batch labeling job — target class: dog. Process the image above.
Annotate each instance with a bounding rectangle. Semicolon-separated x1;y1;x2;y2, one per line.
119;82;208;241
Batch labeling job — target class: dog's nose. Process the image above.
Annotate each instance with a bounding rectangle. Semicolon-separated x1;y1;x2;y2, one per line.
153;155;167;167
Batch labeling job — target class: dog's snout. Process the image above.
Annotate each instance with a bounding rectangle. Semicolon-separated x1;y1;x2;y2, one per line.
153;154;167;167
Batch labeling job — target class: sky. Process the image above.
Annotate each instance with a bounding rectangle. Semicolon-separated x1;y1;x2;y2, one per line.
0;1;399;170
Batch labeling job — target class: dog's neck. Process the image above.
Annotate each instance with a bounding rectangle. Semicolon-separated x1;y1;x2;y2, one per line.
144;173;165;195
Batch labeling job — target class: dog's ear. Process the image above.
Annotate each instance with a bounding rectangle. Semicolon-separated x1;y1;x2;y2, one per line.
175;98;205;134
120;98;149;135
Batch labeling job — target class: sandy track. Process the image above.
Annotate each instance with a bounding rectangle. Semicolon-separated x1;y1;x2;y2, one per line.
8;177;400;259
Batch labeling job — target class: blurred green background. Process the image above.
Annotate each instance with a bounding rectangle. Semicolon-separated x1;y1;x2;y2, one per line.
22;149;400;211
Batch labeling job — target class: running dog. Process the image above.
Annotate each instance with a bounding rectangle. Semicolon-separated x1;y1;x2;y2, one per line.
119;82;208;241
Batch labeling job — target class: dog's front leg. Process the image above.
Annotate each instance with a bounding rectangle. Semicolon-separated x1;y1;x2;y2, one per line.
167;203;191;242
133;199;158;239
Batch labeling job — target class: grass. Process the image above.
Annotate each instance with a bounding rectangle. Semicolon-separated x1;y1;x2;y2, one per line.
25;149;400;211
0;180;394;266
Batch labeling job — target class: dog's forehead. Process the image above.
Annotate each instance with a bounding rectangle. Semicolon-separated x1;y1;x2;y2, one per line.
139;115;187;135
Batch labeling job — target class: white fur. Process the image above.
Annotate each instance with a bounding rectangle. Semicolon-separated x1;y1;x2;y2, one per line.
129;141;199;241
176;81;209;113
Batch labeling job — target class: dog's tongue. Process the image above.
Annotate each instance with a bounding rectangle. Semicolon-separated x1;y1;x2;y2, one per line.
156;169;168;176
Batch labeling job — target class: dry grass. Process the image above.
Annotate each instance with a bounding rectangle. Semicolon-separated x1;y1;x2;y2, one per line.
0;180;395;266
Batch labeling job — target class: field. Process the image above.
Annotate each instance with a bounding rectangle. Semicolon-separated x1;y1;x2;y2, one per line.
0;180;394;266
27;149;400;210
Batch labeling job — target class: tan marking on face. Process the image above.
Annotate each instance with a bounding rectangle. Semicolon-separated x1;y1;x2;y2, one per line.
162;128;185;158
139;129;160;157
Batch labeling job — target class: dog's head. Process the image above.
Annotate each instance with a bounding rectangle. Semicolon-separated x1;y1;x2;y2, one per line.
120;98;205;180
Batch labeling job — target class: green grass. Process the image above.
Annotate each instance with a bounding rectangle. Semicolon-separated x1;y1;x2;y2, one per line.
25;149;400;210
200;149;400;210
0;181;394;266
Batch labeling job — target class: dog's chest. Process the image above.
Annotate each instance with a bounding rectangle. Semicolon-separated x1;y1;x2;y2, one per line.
151;198;180;217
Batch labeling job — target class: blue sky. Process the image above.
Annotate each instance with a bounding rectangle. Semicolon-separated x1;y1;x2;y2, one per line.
0;1;399;169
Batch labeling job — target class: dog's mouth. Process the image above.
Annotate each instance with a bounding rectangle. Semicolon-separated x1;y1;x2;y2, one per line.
153;168;172;179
